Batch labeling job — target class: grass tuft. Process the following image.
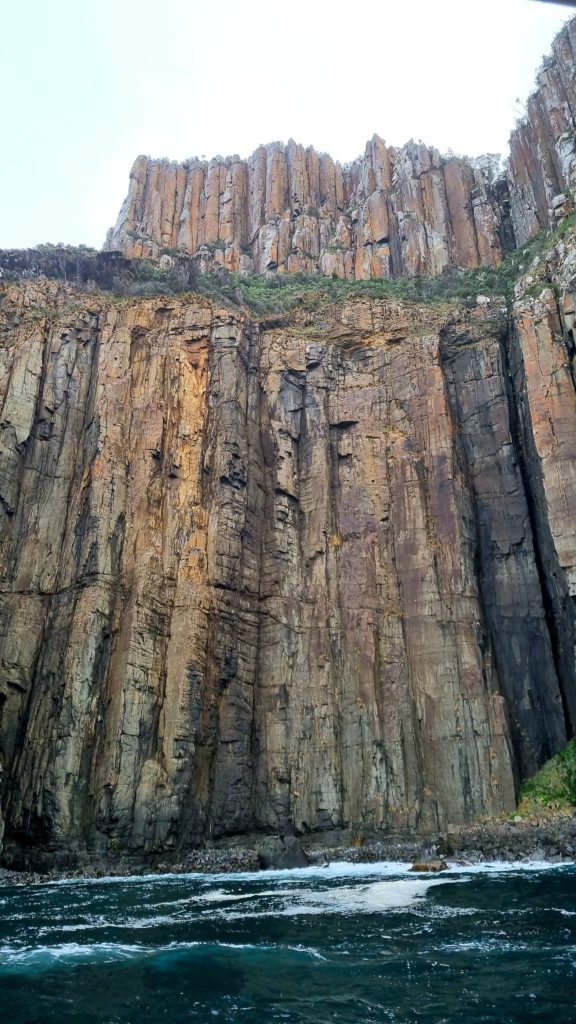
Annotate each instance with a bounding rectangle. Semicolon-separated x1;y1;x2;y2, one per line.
517;739;576;813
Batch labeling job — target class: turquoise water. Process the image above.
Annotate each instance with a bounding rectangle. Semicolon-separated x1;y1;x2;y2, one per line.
0;861;575;1023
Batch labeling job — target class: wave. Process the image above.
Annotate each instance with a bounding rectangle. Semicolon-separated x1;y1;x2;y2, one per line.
26;864;575;935
441;861;572;874
438;939;576;955
0;939;327;973
49;860;411;887
0;941;149;969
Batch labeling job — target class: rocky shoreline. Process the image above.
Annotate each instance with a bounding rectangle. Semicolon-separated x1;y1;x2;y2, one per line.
1;812;574;887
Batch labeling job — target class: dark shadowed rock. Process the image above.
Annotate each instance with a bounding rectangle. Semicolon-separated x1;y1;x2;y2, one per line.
257;836;310;870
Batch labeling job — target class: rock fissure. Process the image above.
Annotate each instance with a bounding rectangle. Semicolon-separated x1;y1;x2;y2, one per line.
504;307;576;740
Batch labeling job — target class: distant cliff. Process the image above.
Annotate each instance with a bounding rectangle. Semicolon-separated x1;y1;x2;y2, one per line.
105;19;576;284
508;16;576;244
105;138;509;280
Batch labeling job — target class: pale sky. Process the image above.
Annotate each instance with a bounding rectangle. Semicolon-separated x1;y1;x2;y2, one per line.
1;0;571;249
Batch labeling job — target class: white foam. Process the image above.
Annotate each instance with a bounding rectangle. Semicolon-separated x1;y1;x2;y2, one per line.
23;880;448;937
277;878;445;915
195;887;293;904
49;860;413;887
0;941;147;968
49;858;572;889
442;860;569;874
439;938;530;952
206;877;452;920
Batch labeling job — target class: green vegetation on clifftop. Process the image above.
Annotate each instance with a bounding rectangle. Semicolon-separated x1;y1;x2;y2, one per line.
3;210;576;315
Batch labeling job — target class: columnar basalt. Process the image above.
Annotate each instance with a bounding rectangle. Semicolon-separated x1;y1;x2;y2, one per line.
105;18;576;283
508;18;576;244
105;138;508;280
0;271;575;866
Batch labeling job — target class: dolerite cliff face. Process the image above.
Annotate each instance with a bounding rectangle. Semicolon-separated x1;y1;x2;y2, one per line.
105;17;576;284
508;16;576;244
0;258;575;864
105;138;509;279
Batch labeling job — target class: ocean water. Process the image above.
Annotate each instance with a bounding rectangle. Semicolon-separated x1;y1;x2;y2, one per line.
0;860;575;1023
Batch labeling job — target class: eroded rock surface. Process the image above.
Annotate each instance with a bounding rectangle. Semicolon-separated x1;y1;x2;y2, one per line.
0;275;575;866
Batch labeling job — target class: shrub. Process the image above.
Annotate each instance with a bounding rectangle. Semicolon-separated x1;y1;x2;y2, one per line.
518;739;576;811
4;210;576;314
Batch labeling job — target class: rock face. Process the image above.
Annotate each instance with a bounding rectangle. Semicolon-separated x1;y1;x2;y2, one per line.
0;269;575;866
105;137;508;279
105;17;576;281
508;18;576;244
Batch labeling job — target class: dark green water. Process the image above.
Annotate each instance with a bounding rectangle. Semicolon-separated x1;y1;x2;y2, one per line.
0;861;575;1023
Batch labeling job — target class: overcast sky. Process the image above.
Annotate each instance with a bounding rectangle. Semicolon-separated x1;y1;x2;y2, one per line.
1;0;571;249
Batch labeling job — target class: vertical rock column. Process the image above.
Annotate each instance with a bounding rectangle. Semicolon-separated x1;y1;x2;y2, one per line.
508;287;576;731
508;18;576;244
106;137;508;278
441;315;569;779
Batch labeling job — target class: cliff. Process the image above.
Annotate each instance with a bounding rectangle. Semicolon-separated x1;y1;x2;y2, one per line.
508;16;576;244
0;244;575;865
105;140;509;280
104;19;576;286
1;19;576;871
